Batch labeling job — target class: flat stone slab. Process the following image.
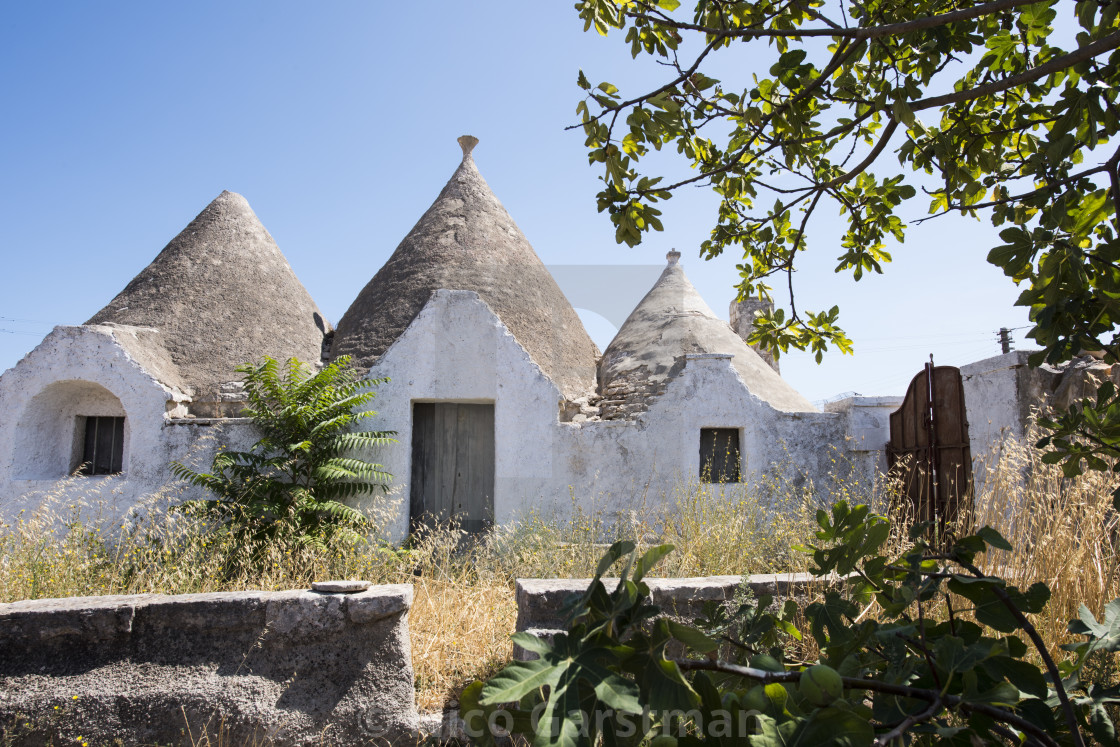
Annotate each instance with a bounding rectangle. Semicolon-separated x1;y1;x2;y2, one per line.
513;573;842;662
0;585;417;745
515;573;824;632
312;579;372;593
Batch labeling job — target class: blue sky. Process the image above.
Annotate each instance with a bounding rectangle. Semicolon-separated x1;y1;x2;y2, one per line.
0;3;1030;403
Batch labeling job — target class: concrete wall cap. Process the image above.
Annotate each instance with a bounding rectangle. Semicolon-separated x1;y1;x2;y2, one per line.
960;349;1039;377
685;353;735;361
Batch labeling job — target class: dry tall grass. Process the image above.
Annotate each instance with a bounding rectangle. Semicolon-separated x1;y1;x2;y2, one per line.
1;435;1117;711
0;468;831;711
965;431;1120;666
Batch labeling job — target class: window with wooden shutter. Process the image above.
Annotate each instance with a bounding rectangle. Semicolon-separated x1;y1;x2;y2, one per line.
699;428;741;483
78;416;125;475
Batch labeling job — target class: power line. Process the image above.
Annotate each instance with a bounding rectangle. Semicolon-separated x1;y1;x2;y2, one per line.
855;330;993;343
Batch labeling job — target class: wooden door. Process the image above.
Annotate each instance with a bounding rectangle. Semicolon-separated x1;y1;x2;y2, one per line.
410;403;495;534
887;364;972;533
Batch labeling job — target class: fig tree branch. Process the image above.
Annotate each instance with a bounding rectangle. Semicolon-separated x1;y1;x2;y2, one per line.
629;0;1044;40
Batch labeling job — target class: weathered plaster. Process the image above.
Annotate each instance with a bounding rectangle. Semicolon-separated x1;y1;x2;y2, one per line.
960;351;1060;486
0;325;255;527
823;395;904;477
958;351;1064;498
353;290;563;540
359;292;877;540
12;380;128;480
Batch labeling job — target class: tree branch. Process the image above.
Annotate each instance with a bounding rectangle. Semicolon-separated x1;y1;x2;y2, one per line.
786;188;825;319
629;0;1042;40
914;161;1117;221
580;17;1119;210
637;25;1117;204
821;121;900;190
953;559;1086;747
873;698;941;747
573;30;728;136
1110;149;1120;236
912;31;1120;113
674;658;1062;747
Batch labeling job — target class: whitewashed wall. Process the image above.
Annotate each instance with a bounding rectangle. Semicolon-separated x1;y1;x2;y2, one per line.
352;290;563;540
548;354;861;520
960;350;1063;495
0;307;891;540
359;291;882;540
0;325;255;528
823;395;904;485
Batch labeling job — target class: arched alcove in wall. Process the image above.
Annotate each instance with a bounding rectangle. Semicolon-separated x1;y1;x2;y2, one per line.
12;380;129;480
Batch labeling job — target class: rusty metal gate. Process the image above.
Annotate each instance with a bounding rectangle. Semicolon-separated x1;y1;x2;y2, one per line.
887;359;972;532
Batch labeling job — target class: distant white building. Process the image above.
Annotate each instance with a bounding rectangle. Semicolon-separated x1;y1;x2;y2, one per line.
0;136;908;536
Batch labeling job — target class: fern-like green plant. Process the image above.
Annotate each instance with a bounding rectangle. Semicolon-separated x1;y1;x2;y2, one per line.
171;356;395;551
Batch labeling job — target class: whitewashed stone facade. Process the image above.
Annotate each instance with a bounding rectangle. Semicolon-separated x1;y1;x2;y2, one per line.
357;288;889;541
0;325;257;526
0;138;949;536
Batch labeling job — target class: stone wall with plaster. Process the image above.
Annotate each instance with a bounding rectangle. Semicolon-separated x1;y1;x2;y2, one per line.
0;301;891;540
550;354;861;519
352;289;572;540
0;325;255;527
360;291;882;540
960;351;1060;491
0;585;417;745
823;395;904;479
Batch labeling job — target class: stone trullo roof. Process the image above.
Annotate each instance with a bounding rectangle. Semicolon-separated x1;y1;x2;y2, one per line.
598;251;817;418
330;136;600;400
86;191;329;407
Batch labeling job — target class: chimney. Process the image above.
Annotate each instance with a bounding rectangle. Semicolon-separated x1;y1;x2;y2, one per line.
730;298;780;374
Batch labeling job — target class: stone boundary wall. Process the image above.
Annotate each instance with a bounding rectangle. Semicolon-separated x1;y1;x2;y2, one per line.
0;585;418;745
514;573;829;659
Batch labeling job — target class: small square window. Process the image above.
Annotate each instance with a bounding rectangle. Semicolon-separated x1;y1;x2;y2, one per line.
78;416;124;475
700;428;741;483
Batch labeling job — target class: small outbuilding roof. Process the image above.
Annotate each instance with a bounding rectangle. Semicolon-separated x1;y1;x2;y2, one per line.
86;191;329;401
330;137;600;400
599;251;817;417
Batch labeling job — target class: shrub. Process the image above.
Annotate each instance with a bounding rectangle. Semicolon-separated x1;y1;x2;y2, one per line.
465;502;1120;746
172;356;395;552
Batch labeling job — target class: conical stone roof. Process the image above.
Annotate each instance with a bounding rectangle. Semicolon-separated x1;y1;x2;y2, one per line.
599;251;816;418
87;191;329;405
331;137;600;400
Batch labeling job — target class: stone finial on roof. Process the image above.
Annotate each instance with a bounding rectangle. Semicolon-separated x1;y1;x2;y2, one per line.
667;250;681;265
331;136;600;401
458;135;479;159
